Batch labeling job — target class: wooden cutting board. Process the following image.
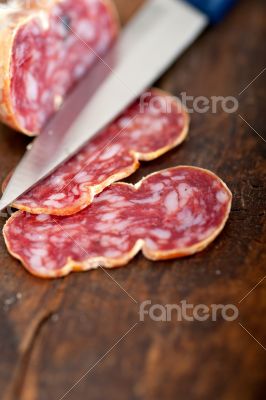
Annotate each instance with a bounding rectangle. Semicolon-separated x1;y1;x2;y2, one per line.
0;0;265;399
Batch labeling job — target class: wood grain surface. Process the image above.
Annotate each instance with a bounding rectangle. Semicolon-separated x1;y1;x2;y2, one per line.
0;0;265;399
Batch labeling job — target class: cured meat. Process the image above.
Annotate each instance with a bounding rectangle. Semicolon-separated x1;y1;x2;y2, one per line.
3;166;232;278
5;89;189;216
0;0;119;135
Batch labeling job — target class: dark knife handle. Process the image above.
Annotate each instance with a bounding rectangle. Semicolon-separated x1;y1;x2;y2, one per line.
186;0;237;24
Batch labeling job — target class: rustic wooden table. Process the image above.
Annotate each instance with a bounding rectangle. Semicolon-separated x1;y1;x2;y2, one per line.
0;1;265;399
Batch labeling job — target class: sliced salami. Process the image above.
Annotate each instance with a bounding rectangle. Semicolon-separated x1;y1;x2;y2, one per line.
5;89;189;215
3;166;232;278
0;0;119;135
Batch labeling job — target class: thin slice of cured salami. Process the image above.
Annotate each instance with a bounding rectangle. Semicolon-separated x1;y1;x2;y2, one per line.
0;0;119;135
4;89;189;216
3;166;232;279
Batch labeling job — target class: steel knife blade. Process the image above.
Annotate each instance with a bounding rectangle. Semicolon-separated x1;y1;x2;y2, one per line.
0;0;208;211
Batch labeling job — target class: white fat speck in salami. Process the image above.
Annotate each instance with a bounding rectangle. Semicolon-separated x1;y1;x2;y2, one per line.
165;191;179;214
4;89;189;216
3;166;232;279
0;0;119;135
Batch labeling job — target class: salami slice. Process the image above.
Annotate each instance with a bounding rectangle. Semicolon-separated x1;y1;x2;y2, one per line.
4;89;189;215
0;0;119;135
3;166;232;278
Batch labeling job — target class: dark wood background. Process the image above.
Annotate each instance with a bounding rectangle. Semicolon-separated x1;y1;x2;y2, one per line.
0;0;265;399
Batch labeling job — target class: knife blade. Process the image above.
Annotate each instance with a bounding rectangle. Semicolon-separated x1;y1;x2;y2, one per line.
0;0;219;211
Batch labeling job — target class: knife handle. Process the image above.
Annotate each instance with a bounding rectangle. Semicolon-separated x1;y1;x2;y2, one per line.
186;0;237;24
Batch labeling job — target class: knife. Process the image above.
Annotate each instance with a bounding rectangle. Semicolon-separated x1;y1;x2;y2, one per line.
0;0;236;212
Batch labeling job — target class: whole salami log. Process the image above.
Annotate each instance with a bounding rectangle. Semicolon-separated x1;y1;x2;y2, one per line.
4;89;189;215
3;166;232;278
0;0;119;135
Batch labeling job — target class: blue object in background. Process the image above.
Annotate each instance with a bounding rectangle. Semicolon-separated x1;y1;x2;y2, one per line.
186;0;237;24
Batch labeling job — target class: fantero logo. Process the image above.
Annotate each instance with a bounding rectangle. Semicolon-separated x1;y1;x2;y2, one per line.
139;91;239;115
139;300;239;322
